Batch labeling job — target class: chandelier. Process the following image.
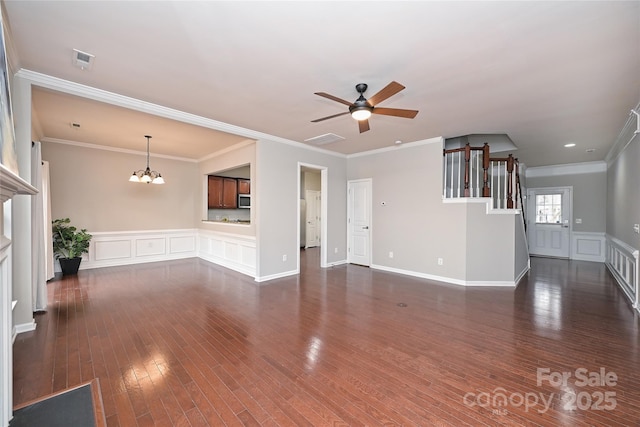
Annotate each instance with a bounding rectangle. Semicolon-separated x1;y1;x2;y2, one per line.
129;135;165;184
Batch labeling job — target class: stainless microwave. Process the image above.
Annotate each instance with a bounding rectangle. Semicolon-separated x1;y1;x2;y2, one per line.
238;194;251;208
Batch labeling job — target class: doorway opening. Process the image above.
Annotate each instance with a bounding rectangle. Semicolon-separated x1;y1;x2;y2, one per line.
297;163;328;270
527;186;572;258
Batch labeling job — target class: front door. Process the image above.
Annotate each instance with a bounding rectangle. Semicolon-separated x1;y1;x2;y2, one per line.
527;187;571;258
347;179;372;266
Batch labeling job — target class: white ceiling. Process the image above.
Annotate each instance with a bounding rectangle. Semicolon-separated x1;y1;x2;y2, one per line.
3;1;639;166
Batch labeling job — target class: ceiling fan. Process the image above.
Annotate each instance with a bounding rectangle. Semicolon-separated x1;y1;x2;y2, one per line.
311;81;419;133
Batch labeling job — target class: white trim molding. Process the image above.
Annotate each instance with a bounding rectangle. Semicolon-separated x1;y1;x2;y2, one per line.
255;269;298;283
75;229;199;271
197;229;256;278
12;321;36;341
56;227;259;279
17;69;345;160
525;161;607;178
571;232;606;262
370;264;528;288
605;235;639;313
346;136;443;159
0;164;38;427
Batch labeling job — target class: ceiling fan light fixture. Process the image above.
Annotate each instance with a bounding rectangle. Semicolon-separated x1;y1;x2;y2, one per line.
350;106;372;121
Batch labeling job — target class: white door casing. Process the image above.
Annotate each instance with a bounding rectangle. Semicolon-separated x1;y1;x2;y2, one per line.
305;190;321;248
527;187;572;258
348;179;372;266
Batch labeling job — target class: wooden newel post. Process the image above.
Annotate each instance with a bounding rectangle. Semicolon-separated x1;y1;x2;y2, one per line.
506;154;514;209
464;143;471;197
482;143;490;197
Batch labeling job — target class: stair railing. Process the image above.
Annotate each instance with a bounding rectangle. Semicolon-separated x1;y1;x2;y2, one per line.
443;143;522;213
443;143;490;198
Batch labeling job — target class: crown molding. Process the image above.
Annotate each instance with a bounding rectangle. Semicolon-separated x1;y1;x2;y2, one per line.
605;101;640;165
525;161;607;178
197;139;255;162
15;69;346;159
346;136;443;159
40;137;197;163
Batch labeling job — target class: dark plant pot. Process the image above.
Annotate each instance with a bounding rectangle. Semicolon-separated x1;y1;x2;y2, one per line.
59;257;82;275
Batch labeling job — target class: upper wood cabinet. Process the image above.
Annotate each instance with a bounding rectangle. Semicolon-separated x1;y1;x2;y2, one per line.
238;179;251;195
208;176;238;209
222;178;238;208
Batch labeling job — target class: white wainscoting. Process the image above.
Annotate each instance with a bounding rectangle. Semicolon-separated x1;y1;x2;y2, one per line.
571;232;606;262
73;229;199;271
58;228;258;279
197;230;256;277
605;235;639;313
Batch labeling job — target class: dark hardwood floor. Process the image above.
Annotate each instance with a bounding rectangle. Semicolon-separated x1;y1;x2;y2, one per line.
13;250;640;426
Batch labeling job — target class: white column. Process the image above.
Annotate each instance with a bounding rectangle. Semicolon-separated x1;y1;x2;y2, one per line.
0;166;37;427
11;75;35;334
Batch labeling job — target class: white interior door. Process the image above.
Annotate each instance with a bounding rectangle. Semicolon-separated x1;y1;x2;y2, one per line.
528;187;571;258
305;190;320;248
348;179;372;266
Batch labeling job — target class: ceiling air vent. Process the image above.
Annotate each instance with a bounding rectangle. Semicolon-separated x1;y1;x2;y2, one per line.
72;49;95;70
304;133;345;146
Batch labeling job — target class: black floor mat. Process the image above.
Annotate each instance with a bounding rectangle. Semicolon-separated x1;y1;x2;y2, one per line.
10;384;95;427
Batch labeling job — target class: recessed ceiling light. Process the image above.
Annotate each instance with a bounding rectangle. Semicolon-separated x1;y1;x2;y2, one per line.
564;143;576;148
395;140;402;144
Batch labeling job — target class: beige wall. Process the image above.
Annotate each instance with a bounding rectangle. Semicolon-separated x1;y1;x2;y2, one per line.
526;172;607;233
42;142;199;232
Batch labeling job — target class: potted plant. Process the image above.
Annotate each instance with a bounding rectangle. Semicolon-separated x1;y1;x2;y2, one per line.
52;218;92;275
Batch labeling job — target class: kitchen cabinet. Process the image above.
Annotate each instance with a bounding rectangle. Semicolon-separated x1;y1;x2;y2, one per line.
208;176;238;208
238;179;251;194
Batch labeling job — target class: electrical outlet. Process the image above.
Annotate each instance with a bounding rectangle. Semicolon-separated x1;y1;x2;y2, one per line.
437;258;444;266
389;251;394;259
634;224;640;234
334;247;338;254
282;254;287;262
575;218;582;224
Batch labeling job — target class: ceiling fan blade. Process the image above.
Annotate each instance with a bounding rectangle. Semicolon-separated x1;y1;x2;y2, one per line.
367;81;405;106
311;111;350;123
358;119;370;133
314;92;354;107
372;107;419;119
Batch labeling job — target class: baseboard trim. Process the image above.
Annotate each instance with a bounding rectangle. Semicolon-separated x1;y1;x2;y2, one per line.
326;260;348;267
13;320;36;340
255;269;299;283
370;264;519;287
198;253;256;277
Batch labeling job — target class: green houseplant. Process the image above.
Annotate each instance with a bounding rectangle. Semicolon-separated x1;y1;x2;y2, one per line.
52;218;92;275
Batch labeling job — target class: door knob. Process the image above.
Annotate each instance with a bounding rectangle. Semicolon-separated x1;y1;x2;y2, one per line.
363;226;369;229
